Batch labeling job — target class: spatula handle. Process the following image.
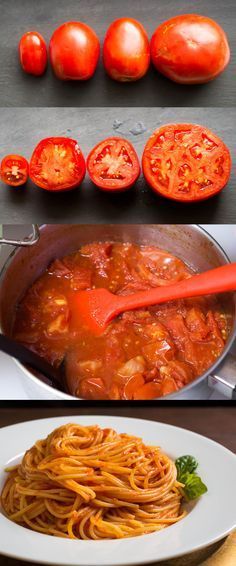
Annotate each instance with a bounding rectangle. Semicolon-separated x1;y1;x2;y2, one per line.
116;263;236;314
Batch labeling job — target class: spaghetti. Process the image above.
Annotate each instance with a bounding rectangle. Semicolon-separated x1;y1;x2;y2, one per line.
1;423;186;539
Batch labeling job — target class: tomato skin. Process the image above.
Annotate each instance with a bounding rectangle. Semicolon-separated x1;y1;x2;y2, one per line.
142;123;231;203
1;154;29;187
29;137;86;192
87;137;140;192
103;18;150;82
49;22;100;80
151;14;230;84
19;32;47;76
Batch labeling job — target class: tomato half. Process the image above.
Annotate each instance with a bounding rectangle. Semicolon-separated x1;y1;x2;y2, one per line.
49;22;100;80
1;155;29;187
87;137;140;191
19;31;47;76
142;124;231;202
29;137;86;192
103;18;150;81
150;14;230;84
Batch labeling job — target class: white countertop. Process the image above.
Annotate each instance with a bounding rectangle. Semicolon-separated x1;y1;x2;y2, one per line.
1;224;235;400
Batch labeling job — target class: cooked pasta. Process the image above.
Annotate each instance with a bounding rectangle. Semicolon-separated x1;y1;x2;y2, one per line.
1;423;186;539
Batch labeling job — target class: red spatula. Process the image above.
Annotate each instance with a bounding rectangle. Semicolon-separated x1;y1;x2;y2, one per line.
70;263;236;335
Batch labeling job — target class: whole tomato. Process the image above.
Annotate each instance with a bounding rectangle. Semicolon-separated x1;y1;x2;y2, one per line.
103;18;150;81
49;22;100;80
150;14;230;84
19;31;47;76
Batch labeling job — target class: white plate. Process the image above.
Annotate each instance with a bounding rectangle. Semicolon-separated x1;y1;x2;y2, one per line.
0;415;235;565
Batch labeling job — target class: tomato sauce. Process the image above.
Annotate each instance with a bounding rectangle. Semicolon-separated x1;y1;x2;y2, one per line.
12;242;229;400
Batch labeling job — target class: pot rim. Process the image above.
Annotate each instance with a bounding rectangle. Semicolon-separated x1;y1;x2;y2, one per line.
2;224;236;400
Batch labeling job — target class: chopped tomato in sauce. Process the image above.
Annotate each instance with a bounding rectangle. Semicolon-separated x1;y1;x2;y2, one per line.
12;242;230;399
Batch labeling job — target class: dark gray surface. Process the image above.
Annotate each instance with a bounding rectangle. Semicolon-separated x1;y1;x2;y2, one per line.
0;107;235;223
0;0;235;108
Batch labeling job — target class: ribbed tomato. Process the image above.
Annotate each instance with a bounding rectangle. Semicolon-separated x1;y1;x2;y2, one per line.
142;124;231;202
150;14;230;84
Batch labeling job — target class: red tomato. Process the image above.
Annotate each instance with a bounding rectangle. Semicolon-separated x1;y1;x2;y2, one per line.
150;14;230;84
19;32;47;76
103;18;150;81
29;137;86;191
49;22;100;80
1;155;29;187
87;137;140;191
142;124;231;202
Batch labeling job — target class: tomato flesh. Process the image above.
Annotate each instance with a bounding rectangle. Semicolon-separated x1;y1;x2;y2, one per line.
87;137;140;191
103;18;150;82
19;32;47;76
142;124;231;202
1;154;29;187
151;14;230;84
29;137;86;191
49;22;100;80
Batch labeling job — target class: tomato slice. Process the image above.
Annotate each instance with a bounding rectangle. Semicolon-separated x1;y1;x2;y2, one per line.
29;137;86;191
1;154;29;187
142;124;231;202
87;137;140;191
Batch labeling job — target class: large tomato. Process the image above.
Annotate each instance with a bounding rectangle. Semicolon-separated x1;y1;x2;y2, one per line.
142;124;231;202
49;22;100;80
29;137;86;191
1;154;29;187
19;32;47;76
87;137;140;191
150;14;230;84
103;18;150;81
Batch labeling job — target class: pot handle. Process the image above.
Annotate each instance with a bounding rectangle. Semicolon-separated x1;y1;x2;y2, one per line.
208;354;236;399
0;224;40;247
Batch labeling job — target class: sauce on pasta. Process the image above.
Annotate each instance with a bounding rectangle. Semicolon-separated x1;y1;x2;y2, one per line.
1;423;186;539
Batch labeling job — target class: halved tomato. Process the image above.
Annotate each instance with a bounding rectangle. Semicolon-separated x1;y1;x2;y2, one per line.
29;137;86;191
1;154;29;187
87;137;140;191
142;124;231;202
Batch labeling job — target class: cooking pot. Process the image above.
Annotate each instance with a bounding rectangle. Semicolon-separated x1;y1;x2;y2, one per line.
0;224;236;400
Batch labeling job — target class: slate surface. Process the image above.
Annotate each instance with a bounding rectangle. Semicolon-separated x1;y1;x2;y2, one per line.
0;107;235;223
0;0;235;108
